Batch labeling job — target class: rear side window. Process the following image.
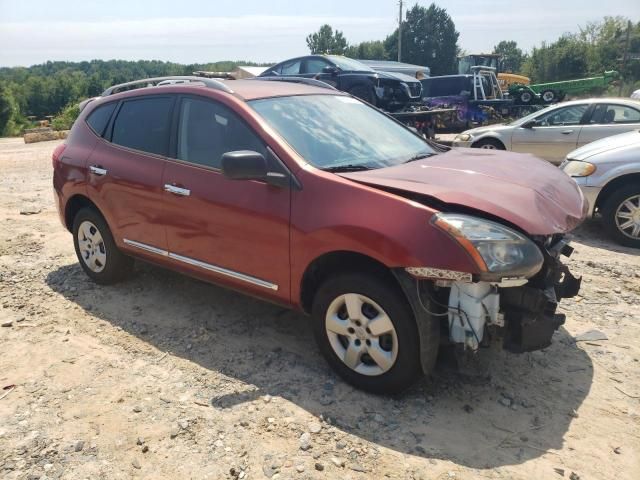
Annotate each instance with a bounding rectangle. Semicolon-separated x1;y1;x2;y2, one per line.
177;97;266;169
86;102;116;137
111;97;174;156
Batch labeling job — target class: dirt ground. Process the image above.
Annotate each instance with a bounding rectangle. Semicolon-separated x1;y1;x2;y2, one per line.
0;137;639;480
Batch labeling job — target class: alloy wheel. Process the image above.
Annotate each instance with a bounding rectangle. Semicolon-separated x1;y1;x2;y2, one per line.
325;293;398;376
77;220;107;272
615;194;640;240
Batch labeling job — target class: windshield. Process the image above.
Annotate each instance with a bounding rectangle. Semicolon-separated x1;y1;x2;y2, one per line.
326;56;374;72
249;95;434;169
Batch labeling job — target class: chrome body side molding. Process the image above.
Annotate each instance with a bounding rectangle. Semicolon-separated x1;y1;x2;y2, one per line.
123;238;278;291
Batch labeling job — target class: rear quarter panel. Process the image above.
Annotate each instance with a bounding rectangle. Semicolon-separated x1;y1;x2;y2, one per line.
53;119;99;228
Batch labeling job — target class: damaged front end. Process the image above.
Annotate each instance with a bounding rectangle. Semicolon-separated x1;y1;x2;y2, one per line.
396;217;582;372
499;236;580;352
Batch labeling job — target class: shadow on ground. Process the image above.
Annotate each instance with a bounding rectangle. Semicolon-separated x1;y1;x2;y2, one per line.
572;217;638;255
46;261;593;469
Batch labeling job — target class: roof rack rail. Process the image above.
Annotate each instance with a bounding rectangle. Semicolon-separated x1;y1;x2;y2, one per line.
101;76;234;97
252;76;336;90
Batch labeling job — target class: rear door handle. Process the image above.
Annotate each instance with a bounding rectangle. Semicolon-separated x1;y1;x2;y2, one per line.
89;165;107;176
561;130;574;135
164;184;191;196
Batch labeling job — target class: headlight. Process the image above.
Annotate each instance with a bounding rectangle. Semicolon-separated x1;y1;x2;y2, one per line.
562;160;596;177
455;133;472;141
431;213;544;281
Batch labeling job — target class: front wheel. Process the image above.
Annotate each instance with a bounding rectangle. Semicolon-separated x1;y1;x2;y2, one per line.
601;185;640;248
72;207;133;284
312;273;423;394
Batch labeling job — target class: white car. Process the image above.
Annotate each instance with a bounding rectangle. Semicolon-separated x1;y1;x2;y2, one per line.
562;129;640;248
452;98;640;164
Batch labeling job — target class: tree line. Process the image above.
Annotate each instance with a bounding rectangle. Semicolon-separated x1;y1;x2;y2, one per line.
307;5;639;87
0;59;266;135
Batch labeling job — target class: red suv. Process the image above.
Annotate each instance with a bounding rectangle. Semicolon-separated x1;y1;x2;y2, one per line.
53;76;585;393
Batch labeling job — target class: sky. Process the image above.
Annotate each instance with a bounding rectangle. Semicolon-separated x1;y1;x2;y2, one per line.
1;0;639;67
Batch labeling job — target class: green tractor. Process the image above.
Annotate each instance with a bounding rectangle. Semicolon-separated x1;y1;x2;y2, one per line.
509;71;619;105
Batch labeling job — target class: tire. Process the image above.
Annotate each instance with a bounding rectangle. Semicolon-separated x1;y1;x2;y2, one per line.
311;273;423;394
348;84;376;106
518;91;533;104
472;138;505;150
72;207;133;284
601;184;640;248
541;89;556;103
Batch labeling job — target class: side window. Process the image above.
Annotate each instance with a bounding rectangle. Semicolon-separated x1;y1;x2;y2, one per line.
304;58;330;74
86;102;117;137
536;105;588;126
280;59;301;75
601;104;640;124
111;97;174;156
177;97;266;169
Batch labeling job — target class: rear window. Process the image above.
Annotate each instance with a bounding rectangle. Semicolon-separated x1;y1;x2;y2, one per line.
86;102;116;137
111;97;174;156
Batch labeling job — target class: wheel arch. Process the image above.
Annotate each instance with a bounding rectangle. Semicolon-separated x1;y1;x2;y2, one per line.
594;173;640;213
64;194;102;232
299;250;398;314
470;136;506;149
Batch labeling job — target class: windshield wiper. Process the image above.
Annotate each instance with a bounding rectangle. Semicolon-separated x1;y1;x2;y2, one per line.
322;164;373;173
403;152;436;164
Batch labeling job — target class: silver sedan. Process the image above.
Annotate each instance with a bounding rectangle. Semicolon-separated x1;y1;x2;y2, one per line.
452;98;640;164
562;129;640;248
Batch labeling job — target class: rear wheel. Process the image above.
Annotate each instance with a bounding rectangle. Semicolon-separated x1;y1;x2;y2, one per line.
312;273;423;394
541;89;557;103
72;207;133;284
518;90;533;104
472;138;505;150
601;184;640;248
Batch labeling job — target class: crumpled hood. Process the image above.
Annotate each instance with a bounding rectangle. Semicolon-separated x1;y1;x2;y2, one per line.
340;148;587;235
567;129;640;161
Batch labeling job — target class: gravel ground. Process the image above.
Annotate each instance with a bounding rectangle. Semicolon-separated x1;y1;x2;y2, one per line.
1;137;639;480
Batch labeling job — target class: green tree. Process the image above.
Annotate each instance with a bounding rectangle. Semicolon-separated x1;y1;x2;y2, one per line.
384;3;459;75
306;25;348;55
345;40;389;60
0;83;14;135
492;40;525;73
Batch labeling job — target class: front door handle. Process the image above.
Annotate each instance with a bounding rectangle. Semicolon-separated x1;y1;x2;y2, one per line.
89;165;107;176
561;130;574;135
164;184;191;196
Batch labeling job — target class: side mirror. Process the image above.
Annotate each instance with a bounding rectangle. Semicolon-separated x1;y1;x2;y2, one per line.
221;151;267;181
322;65;339;75
221;150;289;188
522;120;537;129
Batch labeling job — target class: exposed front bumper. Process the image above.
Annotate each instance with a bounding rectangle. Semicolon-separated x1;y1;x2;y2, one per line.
500;255;581;352
451;139;473;148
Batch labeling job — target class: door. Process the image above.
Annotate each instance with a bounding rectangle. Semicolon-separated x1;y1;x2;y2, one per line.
511;103;590;163
300;57;339;87
577;103;640;148
86;95;175;251
161;95;291;301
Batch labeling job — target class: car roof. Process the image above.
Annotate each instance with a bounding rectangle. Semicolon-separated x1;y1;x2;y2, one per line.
556;97;640;108
230;79;343;100
96;78;344;104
